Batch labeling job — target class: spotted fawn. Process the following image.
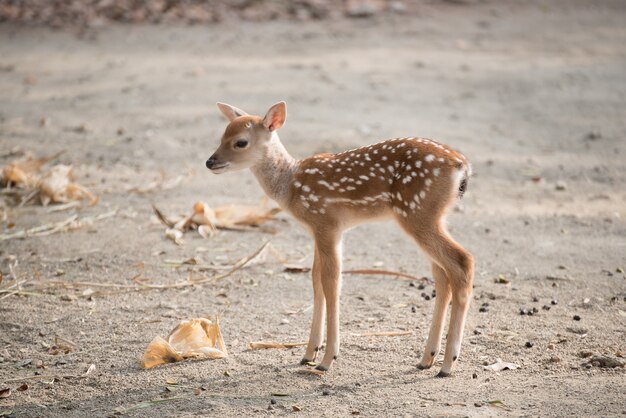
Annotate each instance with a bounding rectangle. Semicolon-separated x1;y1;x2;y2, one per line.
206;102;474;376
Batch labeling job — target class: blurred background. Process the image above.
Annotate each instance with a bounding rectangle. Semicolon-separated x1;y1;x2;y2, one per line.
1;1;625;417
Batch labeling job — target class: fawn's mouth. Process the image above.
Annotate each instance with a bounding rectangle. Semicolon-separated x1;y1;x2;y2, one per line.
209;163;230;173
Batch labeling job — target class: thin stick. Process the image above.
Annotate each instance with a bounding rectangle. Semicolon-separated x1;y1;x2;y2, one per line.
151;204;175;228
44;280;139;289
2;372;88;384
343;269;432;284
248;341;307;350
351;331;413;337
135;241;270;288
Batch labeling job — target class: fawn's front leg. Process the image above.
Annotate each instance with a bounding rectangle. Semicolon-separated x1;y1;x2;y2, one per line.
417;263;452;370
301;249;326;364
314;233;342;371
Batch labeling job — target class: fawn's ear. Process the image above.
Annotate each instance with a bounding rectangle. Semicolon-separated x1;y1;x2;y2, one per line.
262;102;286;131
217;102;248;121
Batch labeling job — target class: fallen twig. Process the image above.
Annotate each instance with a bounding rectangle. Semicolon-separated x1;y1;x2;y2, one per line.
351;331;413;337
343;269;432;284
134;241;270;289
0;210;117;241
248;341;307;350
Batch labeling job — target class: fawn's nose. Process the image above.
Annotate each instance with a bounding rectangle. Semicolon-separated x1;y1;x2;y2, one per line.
205;156;217;169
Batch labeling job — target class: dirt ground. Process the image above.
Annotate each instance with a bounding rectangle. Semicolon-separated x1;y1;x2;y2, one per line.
1;0;626;416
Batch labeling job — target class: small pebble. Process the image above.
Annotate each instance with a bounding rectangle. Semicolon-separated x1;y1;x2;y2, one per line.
573;315;581;321
532;297;539;302
542;305;551;311
547;344;555;350
409;282;416;287
555;181;567;191
525;341;534;348
411;306;417;313
472;373;478;379
519;308;528;315
474;402;483;407
479;306;488;313
322;390;331;396
551;299;558;305
549;356;561;363
424;295;431;301
418;283;426;290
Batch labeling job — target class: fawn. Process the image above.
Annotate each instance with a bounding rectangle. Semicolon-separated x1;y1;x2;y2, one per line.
206;102;474;376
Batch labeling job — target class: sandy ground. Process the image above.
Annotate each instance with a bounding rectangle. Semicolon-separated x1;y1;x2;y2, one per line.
1;1;626;416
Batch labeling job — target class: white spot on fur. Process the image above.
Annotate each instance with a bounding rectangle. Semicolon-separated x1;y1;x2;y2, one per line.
302;185;311;192
425;154;435;162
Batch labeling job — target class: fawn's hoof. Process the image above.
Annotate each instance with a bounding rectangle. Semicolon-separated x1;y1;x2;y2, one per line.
300;358;313;366
315;365;328;372
416;363;432;370
435;371;451;378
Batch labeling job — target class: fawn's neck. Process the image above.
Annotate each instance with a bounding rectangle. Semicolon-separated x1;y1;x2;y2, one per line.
250;132;298;207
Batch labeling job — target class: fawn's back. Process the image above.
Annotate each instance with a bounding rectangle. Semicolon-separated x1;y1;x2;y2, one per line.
288;137;470;227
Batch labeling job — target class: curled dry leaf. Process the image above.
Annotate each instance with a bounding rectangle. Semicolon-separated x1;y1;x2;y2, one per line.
484;358;520;372
39;165;98;206
0;153;97;207
154;200;280;244
141;317;227;369
165;228;184;245
0;387;10;398
248;341;307;350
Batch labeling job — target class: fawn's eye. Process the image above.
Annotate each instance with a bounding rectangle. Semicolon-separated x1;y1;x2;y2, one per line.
234;139;248;149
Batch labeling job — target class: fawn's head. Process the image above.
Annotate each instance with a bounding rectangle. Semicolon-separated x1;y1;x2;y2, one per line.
206;102;286;174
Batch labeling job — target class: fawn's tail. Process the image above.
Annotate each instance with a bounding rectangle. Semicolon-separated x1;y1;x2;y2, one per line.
458;163;471;199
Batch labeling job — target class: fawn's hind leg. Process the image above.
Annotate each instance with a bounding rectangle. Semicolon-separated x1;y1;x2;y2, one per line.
417;263;452;370
398;218;474;376
301;247;326;364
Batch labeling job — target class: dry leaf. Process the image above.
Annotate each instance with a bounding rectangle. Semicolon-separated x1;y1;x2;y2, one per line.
142;336;183;368
84;364;96;376
248;341;307;350
165;228;184;245
141;317;227;369
214;204;280;229
154;200;280;245
39;165;97;206
0;388;10;398
484;358;520;372
48;335;76;355
0;153;97;207
283;265;311;273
